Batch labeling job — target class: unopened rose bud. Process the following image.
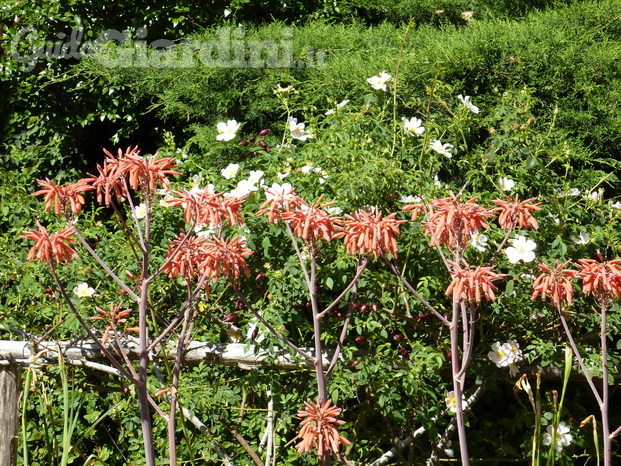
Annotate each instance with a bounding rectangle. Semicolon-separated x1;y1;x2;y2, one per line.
257;140;267;148
258;129;270;136
240;140;249;146
224;312;238;323
355;336;367;344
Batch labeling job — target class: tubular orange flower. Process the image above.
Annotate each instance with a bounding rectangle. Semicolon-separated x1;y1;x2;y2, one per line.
296;400;351;457
201;236;253;281
280;198;339;243
531;260;577;307
21;224;78;265
122;150;181;193
167;189;244;226
402;201;424;221
32;179;94;216
335;208;406;258
445;261;506;303
491;195;541;230
87;153;129;207
162;233;211;282
575;254;621;300
423;194;494;250
90;303;135;347
257;183;304;223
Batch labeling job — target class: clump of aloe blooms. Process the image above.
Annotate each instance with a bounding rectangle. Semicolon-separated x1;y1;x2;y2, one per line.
531;252;621;465
392;191;541;466
23;146;256;466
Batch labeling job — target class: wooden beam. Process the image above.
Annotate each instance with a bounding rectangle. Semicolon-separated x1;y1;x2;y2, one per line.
0;339;325;371
0;365;19;466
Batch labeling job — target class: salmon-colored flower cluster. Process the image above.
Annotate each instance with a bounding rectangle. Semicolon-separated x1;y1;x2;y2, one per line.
575;256;621;299
280;198;339;243
296;400;351;457
90;303;138;346
167;189;244;226
21;224;78;265
88;154;130;207
32;179;94;216
402;200;425;221
491;195;541;230
87;146;180;206
422;195;494;250
122;149;180;193
257;183;304;223
445;261;506;303
162;234;252;283
335;208;406;258
203;236;253;281
162;233;211;281
531;260;577;307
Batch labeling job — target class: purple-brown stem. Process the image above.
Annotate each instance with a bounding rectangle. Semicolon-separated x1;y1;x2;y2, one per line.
383;256;450;326
232;285;314;363
486;226;514;267
556;306;602;405
167;291;195;465
600;300;611;466
318;257;368;319
48;265;138;384
148;273;209;353
137;200;155;466
450;299;470;466
325;292;357;380
71;225;139;301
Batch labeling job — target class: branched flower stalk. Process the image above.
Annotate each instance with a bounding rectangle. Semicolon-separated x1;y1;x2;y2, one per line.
24;147;253;465
532;255;621;465
253;188;407;464
391;193;536;465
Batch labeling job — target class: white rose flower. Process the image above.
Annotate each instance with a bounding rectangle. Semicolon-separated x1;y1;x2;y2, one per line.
505;235;536;264
274;84;294;93
325;99;350;115
445;391;468;414
470;231;488;252
402;117;425;136
227;179;259;198
73;282;96;298
216;119;241;141
400;195;422;203
247;170;264;185
135;203;147;219
570;231;590;245
221;163;240;179
457;94;480;114
498;177;515;191
430;139;453;158
288;117;313;141
367;71;392;91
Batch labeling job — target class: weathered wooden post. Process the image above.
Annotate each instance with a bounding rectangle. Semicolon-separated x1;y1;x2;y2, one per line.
0;365;20;466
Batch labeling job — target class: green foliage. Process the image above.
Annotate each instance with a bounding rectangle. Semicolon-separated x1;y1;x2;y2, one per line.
4;0;621;464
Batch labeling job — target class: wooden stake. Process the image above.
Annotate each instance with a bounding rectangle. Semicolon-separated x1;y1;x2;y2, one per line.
0;365;19;466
